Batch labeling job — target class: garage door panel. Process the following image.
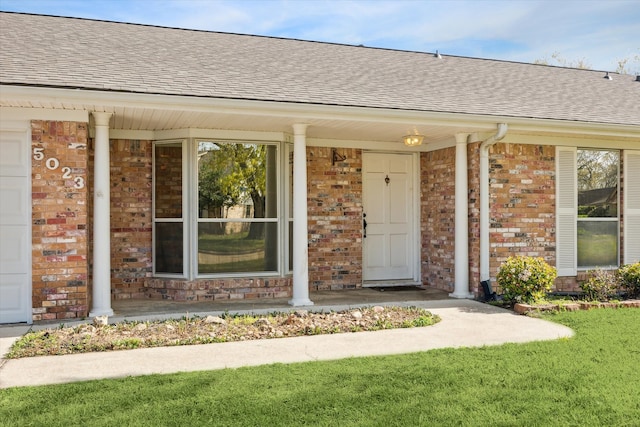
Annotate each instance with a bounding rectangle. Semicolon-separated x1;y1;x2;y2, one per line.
0;275;29;323
0;177;30;225
0;225;29;273
1;125;30;324
0;130;29;177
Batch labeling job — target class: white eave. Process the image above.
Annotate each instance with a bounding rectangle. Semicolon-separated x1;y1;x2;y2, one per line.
1;84;639;148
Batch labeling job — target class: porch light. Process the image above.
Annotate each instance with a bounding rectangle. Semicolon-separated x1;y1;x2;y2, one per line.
403;133;424;147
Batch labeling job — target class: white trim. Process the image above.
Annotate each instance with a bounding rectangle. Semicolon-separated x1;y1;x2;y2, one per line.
0;106;88;123
3;85;638;139
361;150;420;283
450;135;473;298
89;111;114;317
290;124;313;306
500;133;640;149
412;152;421;282
0;121;32;324
555;147;578;276
151;139;188;279
624;150;640;263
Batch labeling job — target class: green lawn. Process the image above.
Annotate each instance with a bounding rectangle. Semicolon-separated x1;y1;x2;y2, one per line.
1;309;639;426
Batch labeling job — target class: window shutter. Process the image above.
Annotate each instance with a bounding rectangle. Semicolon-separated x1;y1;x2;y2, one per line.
624;150;640;264
556;147;577;276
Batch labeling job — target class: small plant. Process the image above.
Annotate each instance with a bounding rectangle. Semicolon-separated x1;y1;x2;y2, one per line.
617;262;640;298
580;269;618;301
496;256;557;304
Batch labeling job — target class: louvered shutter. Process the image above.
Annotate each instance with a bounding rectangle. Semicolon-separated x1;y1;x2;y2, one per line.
556;147;577;276
624;150;640;264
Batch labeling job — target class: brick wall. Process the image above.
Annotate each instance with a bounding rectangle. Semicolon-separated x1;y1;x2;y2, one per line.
420;147;456;292
31;120;89;321
109;139;153;299
145;277;291;300
488;142;556;292
307;147;363;290
467;142;481;295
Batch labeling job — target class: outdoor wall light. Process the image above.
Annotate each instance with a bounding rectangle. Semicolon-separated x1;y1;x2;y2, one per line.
403;133;424;147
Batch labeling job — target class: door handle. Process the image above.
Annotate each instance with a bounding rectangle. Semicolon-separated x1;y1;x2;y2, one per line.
363;213;367;238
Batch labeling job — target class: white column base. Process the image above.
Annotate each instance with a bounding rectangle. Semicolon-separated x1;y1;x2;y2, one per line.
288;298;314;307
448;291;474;299
89;307;114;317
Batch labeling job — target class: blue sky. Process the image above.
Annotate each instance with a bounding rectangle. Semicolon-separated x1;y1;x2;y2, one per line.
2;0;639;73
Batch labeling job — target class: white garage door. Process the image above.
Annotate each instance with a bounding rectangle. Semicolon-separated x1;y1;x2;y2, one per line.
0;122;31;324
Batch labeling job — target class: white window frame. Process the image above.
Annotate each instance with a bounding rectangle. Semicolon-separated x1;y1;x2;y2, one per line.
153;137;289;280
624;150;640;264
192;139;282;278
556;146;626;275
152;139;188;278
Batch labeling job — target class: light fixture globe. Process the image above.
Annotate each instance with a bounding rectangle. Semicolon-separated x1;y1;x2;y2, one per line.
403;134;424;147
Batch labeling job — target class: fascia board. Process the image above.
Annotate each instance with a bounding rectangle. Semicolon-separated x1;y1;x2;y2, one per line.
0;105;88;122
2;85;639;139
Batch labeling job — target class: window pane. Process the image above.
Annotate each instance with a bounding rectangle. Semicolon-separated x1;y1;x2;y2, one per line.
198;222;278;273
577;221;618;268
154;144;182;218
577;150;618;218
155;222;183;274
198;142;277;220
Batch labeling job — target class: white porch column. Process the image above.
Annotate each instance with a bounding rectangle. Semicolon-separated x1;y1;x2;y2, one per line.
89;112;114;317
450;134;473;298
289;123;313;306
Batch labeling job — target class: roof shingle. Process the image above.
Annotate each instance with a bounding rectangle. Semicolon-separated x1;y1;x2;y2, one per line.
1;12;639;126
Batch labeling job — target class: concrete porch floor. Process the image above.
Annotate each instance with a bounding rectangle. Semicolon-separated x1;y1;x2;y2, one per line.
112;286;452;320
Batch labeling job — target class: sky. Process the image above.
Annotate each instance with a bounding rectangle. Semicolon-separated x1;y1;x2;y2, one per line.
1;0;639;73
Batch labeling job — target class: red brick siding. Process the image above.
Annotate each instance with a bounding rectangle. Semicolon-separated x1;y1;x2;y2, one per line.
145;277;291;301
467;142;481;295
31;120;89;321
110;139;153;299
307;147;363;290
488;143;556;292
420;147;456;292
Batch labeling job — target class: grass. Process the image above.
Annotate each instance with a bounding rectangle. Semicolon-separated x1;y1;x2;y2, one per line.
198;231;264;254
576;229;617;267
1;309;639;426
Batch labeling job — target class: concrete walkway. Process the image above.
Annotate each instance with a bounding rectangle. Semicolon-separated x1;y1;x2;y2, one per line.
0;297;574;389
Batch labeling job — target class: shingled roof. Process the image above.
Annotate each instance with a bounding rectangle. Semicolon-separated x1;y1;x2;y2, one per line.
1;12;639;127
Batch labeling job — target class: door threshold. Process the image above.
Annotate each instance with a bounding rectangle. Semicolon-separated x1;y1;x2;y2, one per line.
362;280;423;288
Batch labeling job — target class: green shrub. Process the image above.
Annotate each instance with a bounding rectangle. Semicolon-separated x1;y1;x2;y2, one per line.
580;269;618;301
617;262;640;298
496;256;557;304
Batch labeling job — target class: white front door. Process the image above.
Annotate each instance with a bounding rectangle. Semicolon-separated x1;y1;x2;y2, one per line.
362;152;415;281
0;123;31;324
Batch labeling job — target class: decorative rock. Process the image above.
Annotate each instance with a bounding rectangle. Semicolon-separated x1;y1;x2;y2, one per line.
563;303;581;312
133;323;147;332
204;315;226;325
93;315;108;326
372;306;385;313
78;324;96;333
254;318;270;327
351;310;363;319
513;303;532;315
294;310;309;318
579;302;597;310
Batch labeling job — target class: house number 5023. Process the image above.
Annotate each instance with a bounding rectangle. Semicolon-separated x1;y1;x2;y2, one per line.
33;147;85;189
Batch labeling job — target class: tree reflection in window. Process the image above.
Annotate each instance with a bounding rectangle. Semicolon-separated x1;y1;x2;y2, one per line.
197;141;278;274
577;149;619;268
